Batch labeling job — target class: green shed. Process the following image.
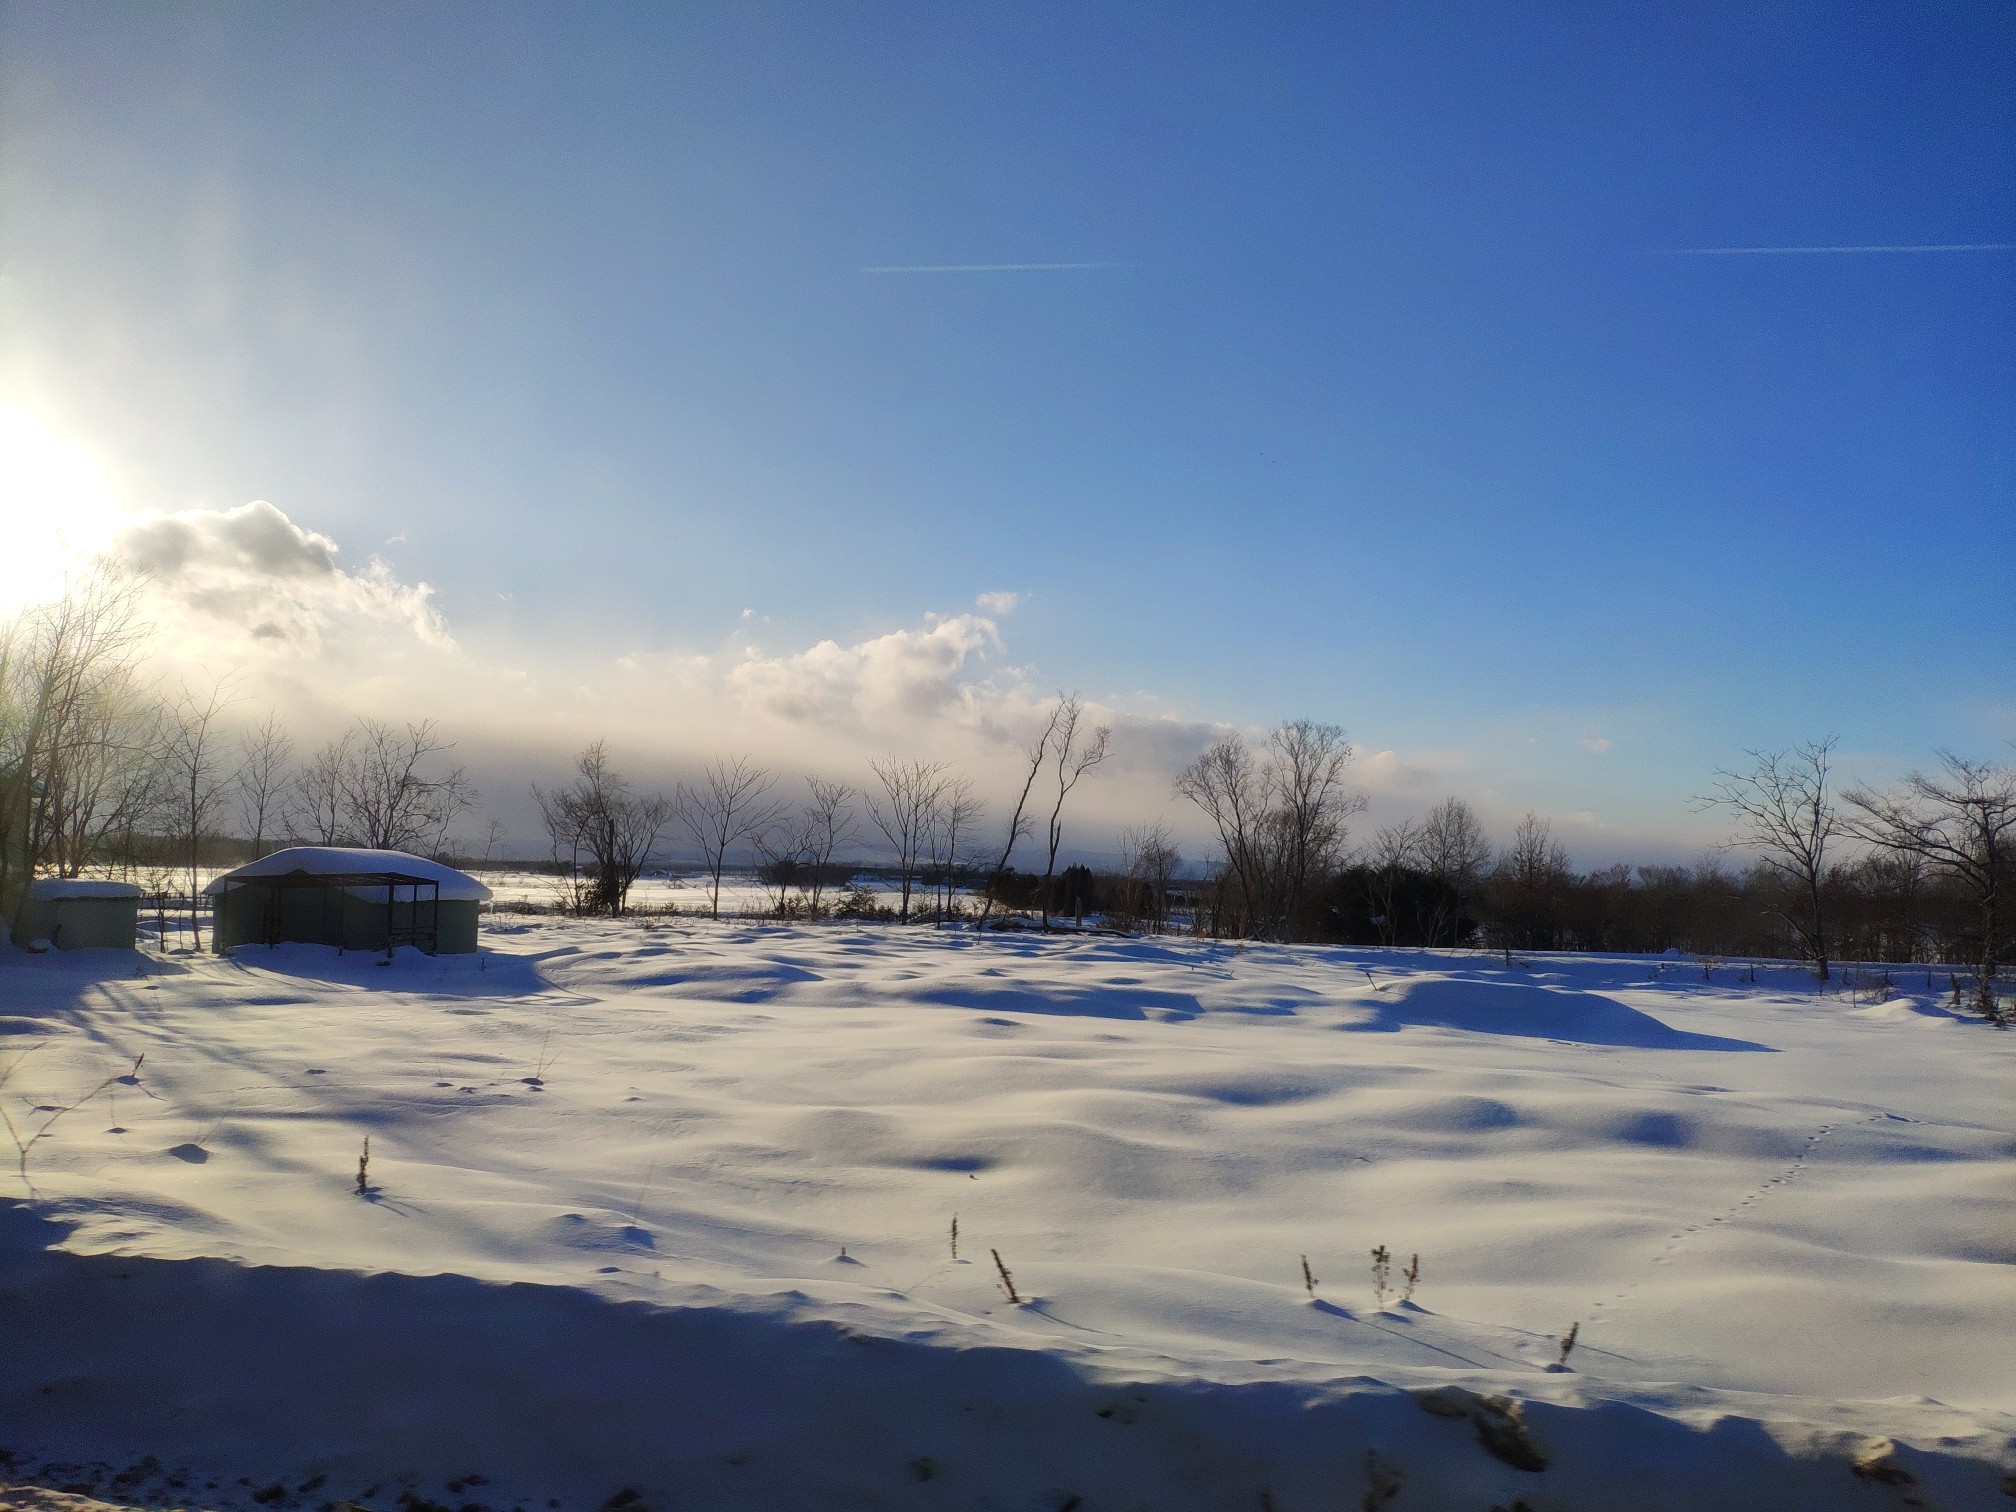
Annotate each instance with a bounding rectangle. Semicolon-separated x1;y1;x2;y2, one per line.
16;878;143;950
205;847;491;955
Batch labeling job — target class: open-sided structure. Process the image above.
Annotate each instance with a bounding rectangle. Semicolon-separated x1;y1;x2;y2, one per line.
14;878;143;950
205;847;492;955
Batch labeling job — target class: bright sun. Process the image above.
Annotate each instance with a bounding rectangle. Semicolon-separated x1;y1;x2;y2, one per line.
0;404;133;611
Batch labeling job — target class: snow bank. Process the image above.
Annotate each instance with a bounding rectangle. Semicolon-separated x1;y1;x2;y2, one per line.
0;924;2010;1509
1344;974;1771;1050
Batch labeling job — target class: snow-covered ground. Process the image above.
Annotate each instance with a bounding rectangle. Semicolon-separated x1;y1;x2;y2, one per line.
1;921;2010;1510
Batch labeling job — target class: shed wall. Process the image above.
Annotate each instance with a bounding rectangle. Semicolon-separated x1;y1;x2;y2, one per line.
17;897;139;950
213;885;481;954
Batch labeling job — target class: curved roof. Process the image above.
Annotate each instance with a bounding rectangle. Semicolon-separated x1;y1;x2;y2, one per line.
203;847;493;902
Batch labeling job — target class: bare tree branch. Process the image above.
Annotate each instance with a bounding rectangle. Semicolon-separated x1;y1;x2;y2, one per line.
1697;739;1840;981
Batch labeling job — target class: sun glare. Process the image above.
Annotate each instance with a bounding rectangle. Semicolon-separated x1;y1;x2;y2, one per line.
0;404;132;611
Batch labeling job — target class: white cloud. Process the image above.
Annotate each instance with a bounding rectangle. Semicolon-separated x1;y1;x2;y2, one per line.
86;497;1702;863
111;500;447;654
727;613;1005;729
975;590;1020;615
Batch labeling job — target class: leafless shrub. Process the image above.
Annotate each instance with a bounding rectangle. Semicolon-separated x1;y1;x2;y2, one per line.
535;741;672;915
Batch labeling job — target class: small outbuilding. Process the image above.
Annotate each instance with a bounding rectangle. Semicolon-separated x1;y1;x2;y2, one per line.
15;877;144;951
205;847;492;956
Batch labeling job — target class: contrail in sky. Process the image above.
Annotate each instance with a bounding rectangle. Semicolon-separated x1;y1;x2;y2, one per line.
860;261;1128;273
1658;243;2016;255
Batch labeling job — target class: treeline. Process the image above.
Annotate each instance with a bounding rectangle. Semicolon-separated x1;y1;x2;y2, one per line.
1163;729;2013;1024
530;694;1114;925
1151;843;1993;966
5;572;2011;1021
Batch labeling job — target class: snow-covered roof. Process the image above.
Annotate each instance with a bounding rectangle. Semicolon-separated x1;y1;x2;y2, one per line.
27;877;145;901
203;847;493;902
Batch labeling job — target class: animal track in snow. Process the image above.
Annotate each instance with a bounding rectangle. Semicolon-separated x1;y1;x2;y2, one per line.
1592;1112;1900;1319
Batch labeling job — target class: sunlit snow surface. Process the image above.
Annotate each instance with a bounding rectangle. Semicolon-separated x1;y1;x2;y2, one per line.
2;922;2011;1510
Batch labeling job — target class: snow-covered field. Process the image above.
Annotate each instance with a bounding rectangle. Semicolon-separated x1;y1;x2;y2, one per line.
2;921;2011;1510
475;868;968;919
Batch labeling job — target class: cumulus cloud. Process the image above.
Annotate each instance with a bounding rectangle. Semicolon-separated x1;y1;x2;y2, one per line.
975;590;1020;614
728;613;1005;729
112;500;446;652
119;499;338;581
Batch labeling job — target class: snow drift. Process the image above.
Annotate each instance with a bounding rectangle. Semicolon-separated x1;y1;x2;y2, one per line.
1;923;2010;1509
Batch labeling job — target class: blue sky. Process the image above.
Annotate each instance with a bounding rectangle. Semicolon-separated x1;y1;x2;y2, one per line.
1;2;2011;856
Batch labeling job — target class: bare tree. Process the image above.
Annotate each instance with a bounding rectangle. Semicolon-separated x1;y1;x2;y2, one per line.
1039;693;1111;928
1699;740;1840;982
978;704;1063;927
1490;812;1574;953
1845;753;2016;1024
1419;797;1492;947
339;718;476;856
1175;733;1267;935
535;741;673;916
926;775;985;922
39;662;159;881
751;823;807;916
864;757;946;921
1175;720;1361;940
235;711;294;860
1118;821;1181;932
676;755;782;919
798;777;856;916
281;719;474;855
288;731;352;845
1265;718;1364;930
1;567;152;935
1365;819;1422;948
157;680;241;950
